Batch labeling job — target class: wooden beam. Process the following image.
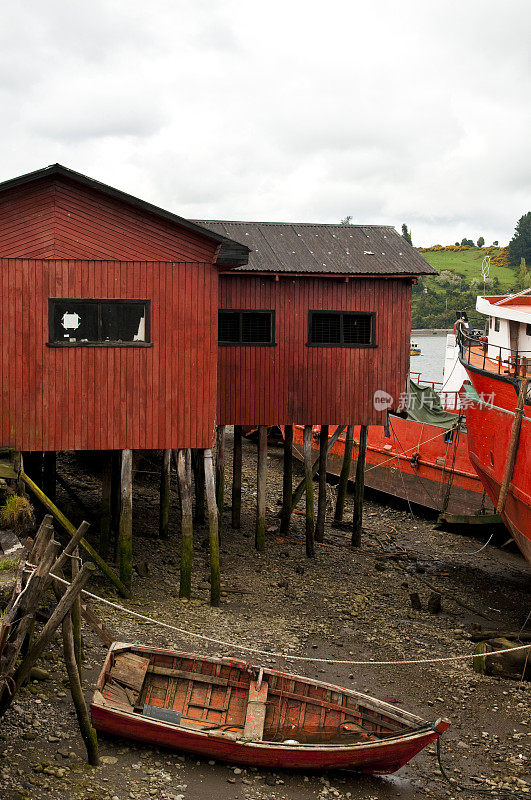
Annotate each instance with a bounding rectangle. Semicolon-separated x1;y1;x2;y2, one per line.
352;425;368;547
62;609;99;765
497;377;528;515
290;425;346;512
178;449;194;600
204;449;220;607
315;425;329;543
158;449;171;539
303;425;315;558
100;453;112;561
334;425;354;523
192;449;205;524
118;449;133;593
215;425;226;516
110;451;121;558
231;426;242;529
20;471;129;597
279;424;293;533
255;426;267;551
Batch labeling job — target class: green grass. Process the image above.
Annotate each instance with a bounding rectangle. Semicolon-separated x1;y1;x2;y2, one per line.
0;557;19;572
421;247;515;288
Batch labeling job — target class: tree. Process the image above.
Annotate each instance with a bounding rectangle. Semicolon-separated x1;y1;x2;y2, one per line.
493;240;499;246
401;224;412;245
340;215;352;225
455;242;460;246
477;236;485;247
461;237;474;247
508;212;531;266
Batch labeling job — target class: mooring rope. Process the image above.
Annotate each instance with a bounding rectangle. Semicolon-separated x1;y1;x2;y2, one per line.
27;564;530;667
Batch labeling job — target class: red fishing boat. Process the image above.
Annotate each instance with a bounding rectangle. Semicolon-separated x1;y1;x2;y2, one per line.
458;290;531;562
91;643;450;774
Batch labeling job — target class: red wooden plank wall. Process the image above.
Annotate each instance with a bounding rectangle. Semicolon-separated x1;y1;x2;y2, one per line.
0;259;218;451
0;178;218;262
218;276;412;426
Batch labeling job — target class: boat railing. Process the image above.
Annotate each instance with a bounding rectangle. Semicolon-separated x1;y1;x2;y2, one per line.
409;372;461;411
458;330;531;378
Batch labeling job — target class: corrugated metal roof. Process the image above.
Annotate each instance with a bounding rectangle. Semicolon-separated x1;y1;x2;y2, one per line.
194;221;436;276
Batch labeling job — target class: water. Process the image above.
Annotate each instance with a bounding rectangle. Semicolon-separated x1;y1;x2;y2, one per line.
409;334;448;384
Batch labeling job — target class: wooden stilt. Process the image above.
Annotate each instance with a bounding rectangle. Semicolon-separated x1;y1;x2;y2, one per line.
62;610;99;765
42;451;56;503
110;450;121;556
279;424;293;534
290;425;346;512
13;451;25;495
315;425;329;543
100;453;112;561
192;449;205;524
178;449;194;600
159;449;171;538
71;546;82;680
118;449;133;592
303;425;315;558
215;425;226;516
204;449;220;607
334;424;354;523
352;424;368;547
255;425;267;551
232;426;242;529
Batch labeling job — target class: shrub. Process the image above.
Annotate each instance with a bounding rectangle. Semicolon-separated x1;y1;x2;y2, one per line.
0;494;35;534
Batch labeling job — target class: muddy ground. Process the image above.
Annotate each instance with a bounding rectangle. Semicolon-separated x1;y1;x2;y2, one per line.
1;432;530;800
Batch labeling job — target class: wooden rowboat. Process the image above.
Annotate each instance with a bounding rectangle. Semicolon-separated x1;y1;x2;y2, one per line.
91;643;450;773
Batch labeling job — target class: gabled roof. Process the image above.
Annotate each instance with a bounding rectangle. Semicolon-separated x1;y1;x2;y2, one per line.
194;220;436;276
0;164;249;267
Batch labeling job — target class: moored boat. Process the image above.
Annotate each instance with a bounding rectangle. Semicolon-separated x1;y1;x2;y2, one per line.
458;290;531;562
91;643;450;774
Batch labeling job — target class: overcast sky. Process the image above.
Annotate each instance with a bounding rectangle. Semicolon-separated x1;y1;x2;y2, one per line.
1;0;529;246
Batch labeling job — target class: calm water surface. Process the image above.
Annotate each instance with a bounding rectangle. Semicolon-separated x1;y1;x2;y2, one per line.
409;334;448;384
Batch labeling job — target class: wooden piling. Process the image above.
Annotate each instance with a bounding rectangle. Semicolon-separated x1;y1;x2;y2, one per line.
204;449;220;606
255;425;267;551
159;449;171;538
290;425;346;512
232;426;243;529
315;425;329;543
303;425;315;558
100;453;112;560
71;546;82;680
178;449;194;600
352;424;368;547
192;449;205;524
279;424;293;534
215;425;226;517
110;450;121;554
334;424;354;523
118;449;133;592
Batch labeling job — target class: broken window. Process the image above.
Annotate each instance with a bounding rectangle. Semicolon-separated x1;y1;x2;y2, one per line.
308;311;375;347
49;300;150;345
218;310;275;345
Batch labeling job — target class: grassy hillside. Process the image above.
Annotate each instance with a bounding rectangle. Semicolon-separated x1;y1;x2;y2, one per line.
411;245;518;329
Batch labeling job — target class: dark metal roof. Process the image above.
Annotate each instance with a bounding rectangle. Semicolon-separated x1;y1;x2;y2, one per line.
194;221;436;276
0;164;250;267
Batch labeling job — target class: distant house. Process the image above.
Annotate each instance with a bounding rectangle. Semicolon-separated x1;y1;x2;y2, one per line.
197;221;435;426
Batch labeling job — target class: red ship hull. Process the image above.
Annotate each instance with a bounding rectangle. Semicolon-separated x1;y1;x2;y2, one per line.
462;374;531;563
292;418;494;519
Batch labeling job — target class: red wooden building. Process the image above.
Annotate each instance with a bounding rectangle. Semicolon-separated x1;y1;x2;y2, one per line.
197;221;435;426
0;164;248;453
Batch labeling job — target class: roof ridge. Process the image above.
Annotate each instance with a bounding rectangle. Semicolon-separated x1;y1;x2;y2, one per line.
195;220;396;229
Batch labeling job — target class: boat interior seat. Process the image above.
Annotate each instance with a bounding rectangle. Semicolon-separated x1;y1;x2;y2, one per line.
242;677;268;741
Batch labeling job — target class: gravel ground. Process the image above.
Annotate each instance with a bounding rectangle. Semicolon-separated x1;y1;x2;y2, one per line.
1;433;530;800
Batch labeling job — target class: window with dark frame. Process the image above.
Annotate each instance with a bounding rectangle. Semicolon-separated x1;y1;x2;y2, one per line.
494;317;500;332
218;310;275;345
526;323;531;337
308;311;375;347
48;299;150;345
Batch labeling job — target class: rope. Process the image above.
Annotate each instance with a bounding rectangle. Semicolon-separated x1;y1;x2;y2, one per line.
26;564;530;667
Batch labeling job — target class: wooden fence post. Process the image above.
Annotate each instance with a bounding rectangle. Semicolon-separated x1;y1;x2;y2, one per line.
352;425;368;547
280;424;293;533
232;426;242;529
159;449;171;538
315;425;329;543
303;425;315;557
204;449;221;607
118;449;133;592
255;426;267;551
215;425;225;517
334;425;354;523
178;449;194;600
